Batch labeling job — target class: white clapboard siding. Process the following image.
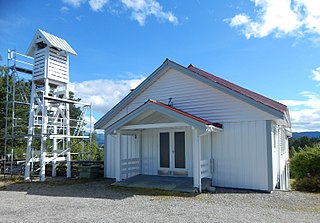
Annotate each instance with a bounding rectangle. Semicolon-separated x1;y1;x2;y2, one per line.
211;121;269;191
105;68;276;128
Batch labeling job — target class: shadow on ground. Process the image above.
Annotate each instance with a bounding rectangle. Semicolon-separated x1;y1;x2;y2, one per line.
0;177;199;200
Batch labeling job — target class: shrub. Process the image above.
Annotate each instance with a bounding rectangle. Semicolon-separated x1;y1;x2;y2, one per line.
290;146;320;192
293;176;320;192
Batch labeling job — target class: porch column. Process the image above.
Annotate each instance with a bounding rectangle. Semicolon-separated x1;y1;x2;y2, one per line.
115;130;121;181
192;127;201;192
139;132;142;174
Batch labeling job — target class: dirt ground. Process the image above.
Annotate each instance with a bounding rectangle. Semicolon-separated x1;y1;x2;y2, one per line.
0;177;319;223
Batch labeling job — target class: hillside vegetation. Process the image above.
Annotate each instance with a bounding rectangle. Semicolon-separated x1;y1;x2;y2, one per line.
289;137;320;192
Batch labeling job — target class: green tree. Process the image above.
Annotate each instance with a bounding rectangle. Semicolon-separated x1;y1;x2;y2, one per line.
0;58;8;158
289;136;320;158
71;131;103;161
0;55;101;161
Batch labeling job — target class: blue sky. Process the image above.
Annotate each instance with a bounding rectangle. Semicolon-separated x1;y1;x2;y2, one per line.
1;0;320;132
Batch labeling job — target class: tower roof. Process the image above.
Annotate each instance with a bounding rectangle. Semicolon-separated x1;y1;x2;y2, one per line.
27;29;77;56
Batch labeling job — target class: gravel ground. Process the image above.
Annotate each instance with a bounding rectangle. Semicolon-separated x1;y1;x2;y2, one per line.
0;178;319;223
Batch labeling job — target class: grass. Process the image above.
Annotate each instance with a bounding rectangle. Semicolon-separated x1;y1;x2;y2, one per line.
0;176;23;189
0;175;106;190
108;185;196;198
290;178;296;190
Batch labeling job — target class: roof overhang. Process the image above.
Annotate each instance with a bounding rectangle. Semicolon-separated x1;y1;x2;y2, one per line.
104;99;223;135
27;29;77;56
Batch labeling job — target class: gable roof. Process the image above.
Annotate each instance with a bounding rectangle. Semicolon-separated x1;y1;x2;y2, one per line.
27;29;77;56
105;99;222;134
95;59;288;129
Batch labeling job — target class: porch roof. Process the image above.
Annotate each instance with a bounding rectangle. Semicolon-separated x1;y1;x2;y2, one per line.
105;99;223;134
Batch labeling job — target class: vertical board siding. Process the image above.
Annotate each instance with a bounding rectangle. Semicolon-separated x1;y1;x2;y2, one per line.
105;134;139;179
211;121;269;190
271;124;290;189
141;129;158;175
105;122;271;190
105;69;276;128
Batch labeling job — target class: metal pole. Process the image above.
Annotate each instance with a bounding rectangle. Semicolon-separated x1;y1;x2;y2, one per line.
66;85;71;178
10;51;17;177
89;104;92;160
4;50;10;178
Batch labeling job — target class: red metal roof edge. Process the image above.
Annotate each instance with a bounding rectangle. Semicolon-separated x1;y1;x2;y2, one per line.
187;64;287;113
148;99;223;128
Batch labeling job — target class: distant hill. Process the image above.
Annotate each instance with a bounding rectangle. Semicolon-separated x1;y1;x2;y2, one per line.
292;132;320;139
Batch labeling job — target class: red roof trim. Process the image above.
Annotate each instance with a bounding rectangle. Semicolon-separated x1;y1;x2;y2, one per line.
148;99;223;129
187;65;287;113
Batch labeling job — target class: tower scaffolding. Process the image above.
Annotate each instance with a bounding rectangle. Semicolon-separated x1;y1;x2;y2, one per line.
2;29;92;181
2;49;33;176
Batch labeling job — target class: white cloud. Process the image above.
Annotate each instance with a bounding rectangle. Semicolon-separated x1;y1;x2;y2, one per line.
84;115;97;132
60;6;69;13
62;0;86;7
88;0;108;11
311;67;320;81
70;77;145;114
279;91;320;132
120;0;178;26
61;0;177;25
228;0;320;39
229;14;250;27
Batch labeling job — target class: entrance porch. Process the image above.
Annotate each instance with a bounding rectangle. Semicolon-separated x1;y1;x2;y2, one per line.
105;99;223;192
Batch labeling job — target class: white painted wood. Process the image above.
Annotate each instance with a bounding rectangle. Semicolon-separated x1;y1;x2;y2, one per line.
271;123;290;190
104;120;282;191
121;122;188;130
115;131;121;181
121;158;140;176
192;128;201;191
52;125;57;177
211;121;269;191
105;68;277;128
105;126;193;179
32;45;69;84
200;159;210;178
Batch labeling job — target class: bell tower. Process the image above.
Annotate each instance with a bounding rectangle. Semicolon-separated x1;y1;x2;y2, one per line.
24;29;88;181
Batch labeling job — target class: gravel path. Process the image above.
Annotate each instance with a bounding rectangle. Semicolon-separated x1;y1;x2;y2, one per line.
0;178;319;223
